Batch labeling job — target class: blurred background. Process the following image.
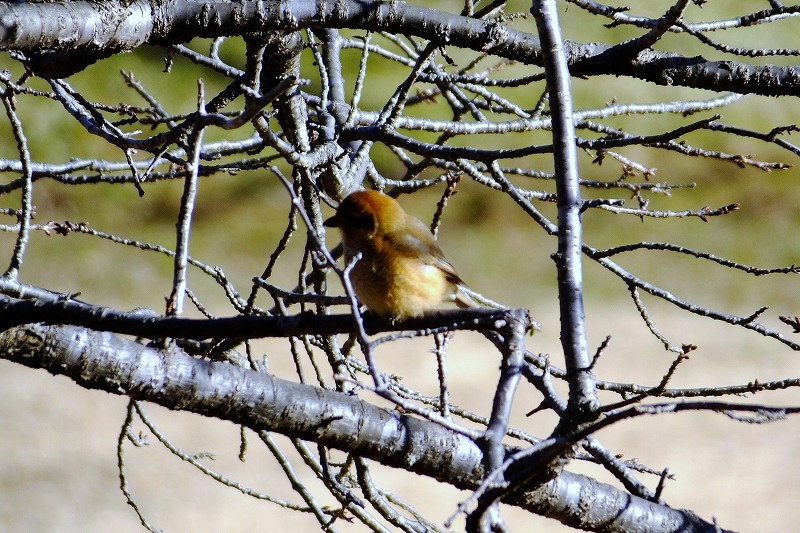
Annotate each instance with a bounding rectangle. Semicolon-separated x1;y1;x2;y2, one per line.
1;1;799;531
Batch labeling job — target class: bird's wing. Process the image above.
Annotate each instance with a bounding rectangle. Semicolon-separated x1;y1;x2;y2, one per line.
384;218;465;285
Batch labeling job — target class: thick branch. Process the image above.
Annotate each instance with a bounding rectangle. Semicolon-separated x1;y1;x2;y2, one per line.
532;0;598;418
0;1;798;95
0;323;729;533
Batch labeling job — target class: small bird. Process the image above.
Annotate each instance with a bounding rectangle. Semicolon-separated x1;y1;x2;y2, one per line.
324;190;477;319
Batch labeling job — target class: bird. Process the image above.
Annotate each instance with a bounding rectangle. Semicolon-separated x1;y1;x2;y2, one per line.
324;190;478;319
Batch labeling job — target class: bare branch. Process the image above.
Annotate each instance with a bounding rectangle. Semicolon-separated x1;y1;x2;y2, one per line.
0;323;733;533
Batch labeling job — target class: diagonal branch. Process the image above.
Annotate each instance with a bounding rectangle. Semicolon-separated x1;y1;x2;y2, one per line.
0;322;732;533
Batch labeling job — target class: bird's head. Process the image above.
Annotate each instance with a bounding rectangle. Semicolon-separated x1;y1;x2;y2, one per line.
324;190;406;238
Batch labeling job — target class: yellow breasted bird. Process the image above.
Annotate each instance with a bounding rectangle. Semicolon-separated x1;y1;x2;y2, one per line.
324;190;477;319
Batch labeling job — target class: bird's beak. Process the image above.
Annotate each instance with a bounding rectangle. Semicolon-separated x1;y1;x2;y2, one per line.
323;214;340;228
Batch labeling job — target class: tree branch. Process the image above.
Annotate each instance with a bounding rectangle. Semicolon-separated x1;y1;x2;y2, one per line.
0;323;731;533
532;0;598;420
1;1;798;96
0;295;520;340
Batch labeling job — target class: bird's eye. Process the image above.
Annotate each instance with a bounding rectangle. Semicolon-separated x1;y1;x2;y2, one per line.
347;212;375;231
